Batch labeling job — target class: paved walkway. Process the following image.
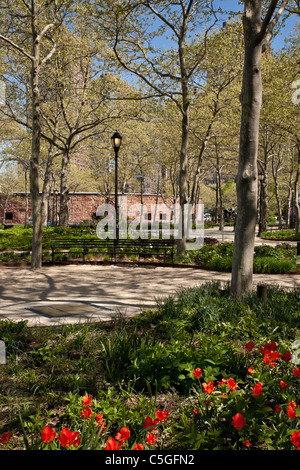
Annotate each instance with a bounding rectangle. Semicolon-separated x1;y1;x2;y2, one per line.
204;225;297;246
0;225;298;327
0;263;299;327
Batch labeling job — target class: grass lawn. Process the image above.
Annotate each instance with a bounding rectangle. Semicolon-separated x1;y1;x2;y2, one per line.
1;282;300;451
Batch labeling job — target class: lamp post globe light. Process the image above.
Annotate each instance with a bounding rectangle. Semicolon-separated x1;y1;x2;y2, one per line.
111;131;122;244
257;171;264;237
111;131;122;150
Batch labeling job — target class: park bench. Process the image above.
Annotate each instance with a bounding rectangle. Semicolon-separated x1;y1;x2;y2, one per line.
51;238;175;265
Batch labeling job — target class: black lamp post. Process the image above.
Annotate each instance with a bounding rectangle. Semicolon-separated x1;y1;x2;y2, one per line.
257;172;264;237
111;131;122;244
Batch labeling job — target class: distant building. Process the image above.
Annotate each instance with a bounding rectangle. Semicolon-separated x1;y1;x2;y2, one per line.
0;192;184;226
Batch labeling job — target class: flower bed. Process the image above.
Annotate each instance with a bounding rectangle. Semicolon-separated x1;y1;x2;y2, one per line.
1;338;300;450
0;283;299;450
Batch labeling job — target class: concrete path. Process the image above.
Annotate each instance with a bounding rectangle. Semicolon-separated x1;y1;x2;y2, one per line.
0;264;299;327
204;225;298;246
0;225;298;327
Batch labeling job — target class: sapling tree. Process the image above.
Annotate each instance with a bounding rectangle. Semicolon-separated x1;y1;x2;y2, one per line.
0;0;72;269
100;0;219;254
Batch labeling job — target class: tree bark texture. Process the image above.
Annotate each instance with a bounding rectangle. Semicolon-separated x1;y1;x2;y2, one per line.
59;149;70;227
295;164;300;235
231;1;263;296
177;68;190;255
30;30;43;270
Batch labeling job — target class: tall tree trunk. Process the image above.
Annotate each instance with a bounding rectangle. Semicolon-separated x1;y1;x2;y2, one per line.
272;151;282;229
30;43;43;270
2;197;8;225
52;189;58;226
287;186;292;227
261;172;268;233
59;149;70;227
231;1;263;296
274;176;282;229
295;166;300;235
140;176;144;227
41;146;55;227
0;1;61;268
215;139;224;231
24;167;29;229
217;167;224;231
177;93;190;255
153;172;161;225
260;127;269;233
215;174;219;224
231;0;286;296
42;120;59;226
177;23;190;255
190;121;213;206
287;163;294;227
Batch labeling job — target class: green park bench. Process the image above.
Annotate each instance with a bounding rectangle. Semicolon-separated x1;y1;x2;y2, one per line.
51;238;175;265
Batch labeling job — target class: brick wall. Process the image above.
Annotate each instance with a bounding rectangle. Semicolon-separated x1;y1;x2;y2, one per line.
0;193;182;225
0;195;28;225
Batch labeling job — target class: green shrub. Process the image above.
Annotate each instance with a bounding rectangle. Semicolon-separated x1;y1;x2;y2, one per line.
254;245;283;258
253;257;294;274
98;328;155;382
208;256;232;271
0;252;15;262
0;320;32;356
262;229;300;240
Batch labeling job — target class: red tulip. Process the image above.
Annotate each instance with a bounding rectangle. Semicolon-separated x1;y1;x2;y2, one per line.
252;381;263;397
133;443;144;450
57;428;81;449
143;416;159;430
41;426;56;444
116;427;130;443
105;437;123;450
82;395;92;407
156;409;169;422
0;432;12;445
146;433;157;445
227;378;238;391
282;351;292;363
232;413;246;430
293;367;300;377
280;380;288;391
291;431;300;450
245;341;254;351
81;407;93;420
202;381;214;394
192;368;202;379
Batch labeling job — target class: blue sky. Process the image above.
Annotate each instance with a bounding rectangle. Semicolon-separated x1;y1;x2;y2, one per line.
215;0;299;50
149;1;299;54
